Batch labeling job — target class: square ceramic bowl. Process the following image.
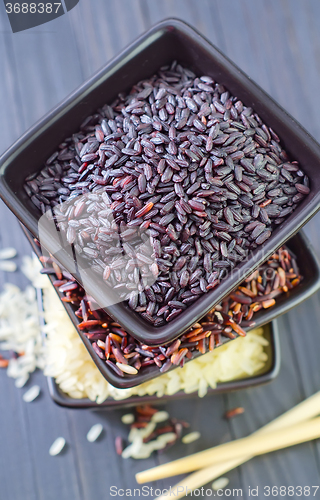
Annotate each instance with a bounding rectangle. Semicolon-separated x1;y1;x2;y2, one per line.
24;226;319;389
1;19;320;347
42;319;280;410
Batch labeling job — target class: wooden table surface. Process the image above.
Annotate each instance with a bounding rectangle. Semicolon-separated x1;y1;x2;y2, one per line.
1;1;320;499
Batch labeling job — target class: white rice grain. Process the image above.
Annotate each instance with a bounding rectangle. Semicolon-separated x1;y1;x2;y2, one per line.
151;411;169;423
182;431;201;444
15;374;29;388
157;432;177;444
23;385;40;402
0;257;45;386
86;423;103;442
0;261;17;272
49;437;66;456
122;437;143;459
130;443;154;460
0;247;17;260
212;477;230;490
121;414;135;425
116;363;138;375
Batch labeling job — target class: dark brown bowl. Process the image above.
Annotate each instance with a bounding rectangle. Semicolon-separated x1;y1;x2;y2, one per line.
42;319;280;410
1;19;320;347
26;225;319;389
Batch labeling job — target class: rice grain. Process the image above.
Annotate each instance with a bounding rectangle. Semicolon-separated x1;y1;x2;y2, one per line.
87;423;103;442
49;437;66;456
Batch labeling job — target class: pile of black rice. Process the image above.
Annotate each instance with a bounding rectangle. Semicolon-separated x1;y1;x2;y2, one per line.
24;61;310;326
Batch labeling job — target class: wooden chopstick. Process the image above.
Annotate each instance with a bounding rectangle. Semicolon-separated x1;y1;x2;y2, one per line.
153;460;251;500
136;391;320;486
137;416;320;482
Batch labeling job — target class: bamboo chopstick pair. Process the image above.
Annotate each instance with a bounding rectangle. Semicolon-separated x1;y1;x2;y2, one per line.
135;391;320;500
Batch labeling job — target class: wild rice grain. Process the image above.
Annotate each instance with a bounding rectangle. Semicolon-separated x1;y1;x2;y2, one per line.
224;407;245;419
115;436;124;455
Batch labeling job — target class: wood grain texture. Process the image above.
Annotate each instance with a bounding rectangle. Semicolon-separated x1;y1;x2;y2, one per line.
1;1;320;499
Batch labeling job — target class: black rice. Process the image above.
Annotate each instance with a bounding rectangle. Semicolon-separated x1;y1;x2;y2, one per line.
26;61;309;325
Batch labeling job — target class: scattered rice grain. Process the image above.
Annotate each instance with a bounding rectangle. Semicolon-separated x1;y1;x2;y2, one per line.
182;431;201;444
0;261;17;272
212;477;230;490
49;437;66;456
22;385;40;402
151;411;170;423
0;247;17;259
121;414;135;425
87;423;103;442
